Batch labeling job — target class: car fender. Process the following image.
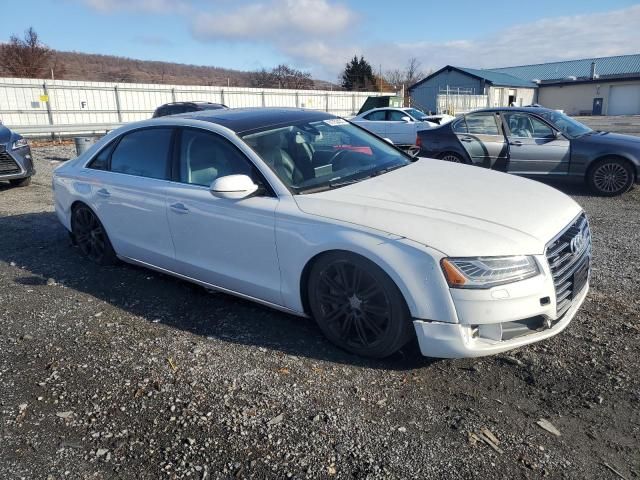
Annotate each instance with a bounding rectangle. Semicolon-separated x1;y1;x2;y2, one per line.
274;197;458;323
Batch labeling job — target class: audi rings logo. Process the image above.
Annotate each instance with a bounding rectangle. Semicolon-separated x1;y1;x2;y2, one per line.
570;229;589;255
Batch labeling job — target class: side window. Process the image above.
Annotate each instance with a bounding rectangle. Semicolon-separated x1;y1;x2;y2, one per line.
387;110;408;121
465;113;500;135
110;128;173;179
178;129;254;187
505;113;554;138
87;140;115;170
452;118;468;134
364;110;386;121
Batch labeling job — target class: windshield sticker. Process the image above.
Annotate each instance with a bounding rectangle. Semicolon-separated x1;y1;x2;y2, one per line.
323;118;348;126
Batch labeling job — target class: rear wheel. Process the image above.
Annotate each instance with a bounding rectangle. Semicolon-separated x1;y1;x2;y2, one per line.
307;252;414;358
440;152;465;163
587;158;634;196
9;176;31;187
71;205;117;265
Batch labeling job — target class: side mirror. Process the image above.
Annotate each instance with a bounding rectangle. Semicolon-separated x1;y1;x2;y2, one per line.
401;116;412;123
210;174;259;200
553;130;564;139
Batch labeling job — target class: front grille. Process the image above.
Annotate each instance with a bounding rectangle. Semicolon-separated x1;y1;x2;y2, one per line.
545;213;591;317
0;152;21;175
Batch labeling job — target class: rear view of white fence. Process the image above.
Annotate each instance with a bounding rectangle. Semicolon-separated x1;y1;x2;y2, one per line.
0;77;384;136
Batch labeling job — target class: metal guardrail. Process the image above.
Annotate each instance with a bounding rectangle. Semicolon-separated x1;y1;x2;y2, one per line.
11;123;123;136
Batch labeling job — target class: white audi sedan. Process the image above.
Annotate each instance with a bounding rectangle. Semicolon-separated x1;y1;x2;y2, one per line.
53;108;591;359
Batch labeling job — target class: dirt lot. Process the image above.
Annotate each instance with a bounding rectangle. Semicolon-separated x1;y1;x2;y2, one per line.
1;143;638;480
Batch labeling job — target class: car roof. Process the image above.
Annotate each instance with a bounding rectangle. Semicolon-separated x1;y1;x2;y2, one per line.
467;106;556;115
176;107;335;134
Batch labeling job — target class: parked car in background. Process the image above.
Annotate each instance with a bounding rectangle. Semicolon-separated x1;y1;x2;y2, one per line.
0;124;34;187
351;107;438;147
152;101;228;118
417;106;639;196
53;107;590;359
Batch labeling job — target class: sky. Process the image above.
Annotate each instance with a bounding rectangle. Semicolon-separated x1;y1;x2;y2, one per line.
3;0;640;82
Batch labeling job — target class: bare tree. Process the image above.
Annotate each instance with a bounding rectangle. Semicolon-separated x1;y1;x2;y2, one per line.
383;57;425;89
0;27;53;78
249;65;314;89
405;57;424;86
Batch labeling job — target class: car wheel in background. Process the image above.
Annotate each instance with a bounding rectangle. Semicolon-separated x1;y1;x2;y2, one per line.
71;204;117;265
587;157;634;196
440;152;465;163
9;177;32;187
307;252;414;358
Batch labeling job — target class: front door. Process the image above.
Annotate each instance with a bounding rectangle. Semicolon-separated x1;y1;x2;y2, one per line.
501;112;570;175
385;109;414;145
453;112;508;168
165;128;282;304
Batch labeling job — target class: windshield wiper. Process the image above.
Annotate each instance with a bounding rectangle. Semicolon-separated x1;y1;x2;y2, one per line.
296;162;407;194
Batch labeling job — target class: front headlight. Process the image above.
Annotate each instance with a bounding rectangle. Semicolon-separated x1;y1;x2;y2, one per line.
441;256;539;289
12;138;28;150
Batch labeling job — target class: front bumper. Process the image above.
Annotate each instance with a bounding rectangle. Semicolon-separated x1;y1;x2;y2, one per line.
413;279;588;358
0;146;35;180
413;280;588;358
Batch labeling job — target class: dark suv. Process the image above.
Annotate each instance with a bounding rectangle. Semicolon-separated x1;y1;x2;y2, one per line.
152;101;228;118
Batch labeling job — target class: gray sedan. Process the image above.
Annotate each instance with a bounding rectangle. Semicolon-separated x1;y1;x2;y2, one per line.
0;124;34;187
417;106;640;196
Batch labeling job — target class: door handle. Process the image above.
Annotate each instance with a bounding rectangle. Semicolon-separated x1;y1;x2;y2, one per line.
170;202;189;213
510;140;523;146
460;137;473;143
96;188;111;197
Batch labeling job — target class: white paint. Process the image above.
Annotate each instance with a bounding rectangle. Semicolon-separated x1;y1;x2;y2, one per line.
53;115;586;358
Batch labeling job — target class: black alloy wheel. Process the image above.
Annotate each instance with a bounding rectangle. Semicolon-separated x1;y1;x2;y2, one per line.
307;252;413;358
71;205;117;265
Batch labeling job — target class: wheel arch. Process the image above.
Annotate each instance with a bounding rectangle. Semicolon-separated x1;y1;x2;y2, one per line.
297;247;426;320
587;153;637;182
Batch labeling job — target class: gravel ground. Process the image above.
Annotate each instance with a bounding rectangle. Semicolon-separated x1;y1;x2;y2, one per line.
0;142;639;480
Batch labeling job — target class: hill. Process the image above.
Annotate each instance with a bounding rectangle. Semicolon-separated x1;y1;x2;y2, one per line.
4;49;340;89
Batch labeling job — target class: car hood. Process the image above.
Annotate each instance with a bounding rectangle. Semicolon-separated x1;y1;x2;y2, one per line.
0;125;12;144
579;131;640;147
294;159;582;257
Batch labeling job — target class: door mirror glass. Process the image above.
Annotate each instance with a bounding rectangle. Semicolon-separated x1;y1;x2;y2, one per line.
210;174;259;199
401;116;412;123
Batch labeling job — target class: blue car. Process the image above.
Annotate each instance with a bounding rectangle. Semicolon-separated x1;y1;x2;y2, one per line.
0;124;34;187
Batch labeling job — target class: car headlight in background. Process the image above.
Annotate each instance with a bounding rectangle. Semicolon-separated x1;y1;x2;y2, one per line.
441;256;539;289
12;138;28;150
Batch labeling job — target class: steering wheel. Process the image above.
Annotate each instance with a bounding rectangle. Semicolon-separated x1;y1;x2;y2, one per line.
328;149;351;171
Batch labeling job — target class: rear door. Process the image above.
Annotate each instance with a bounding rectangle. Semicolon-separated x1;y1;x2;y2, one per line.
356;110;388;139
501;112;570;175
87;127;176;268
454;112;508;168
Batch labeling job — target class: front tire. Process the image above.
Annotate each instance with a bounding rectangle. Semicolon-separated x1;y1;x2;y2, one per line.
9;176;32;187
307;252;414;358
587;158;634;196
71;205;117;265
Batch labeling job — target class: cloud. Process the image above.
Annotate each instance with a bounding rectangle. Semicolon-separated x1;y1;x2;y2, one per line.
192;0;356;41
359;5;640;77
77;0;192;13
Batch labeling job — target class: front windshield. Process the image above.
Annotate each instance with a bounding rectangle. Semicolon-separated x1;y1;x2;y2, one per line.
537;110;592;137
405;108;427;120
241;118;411;194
